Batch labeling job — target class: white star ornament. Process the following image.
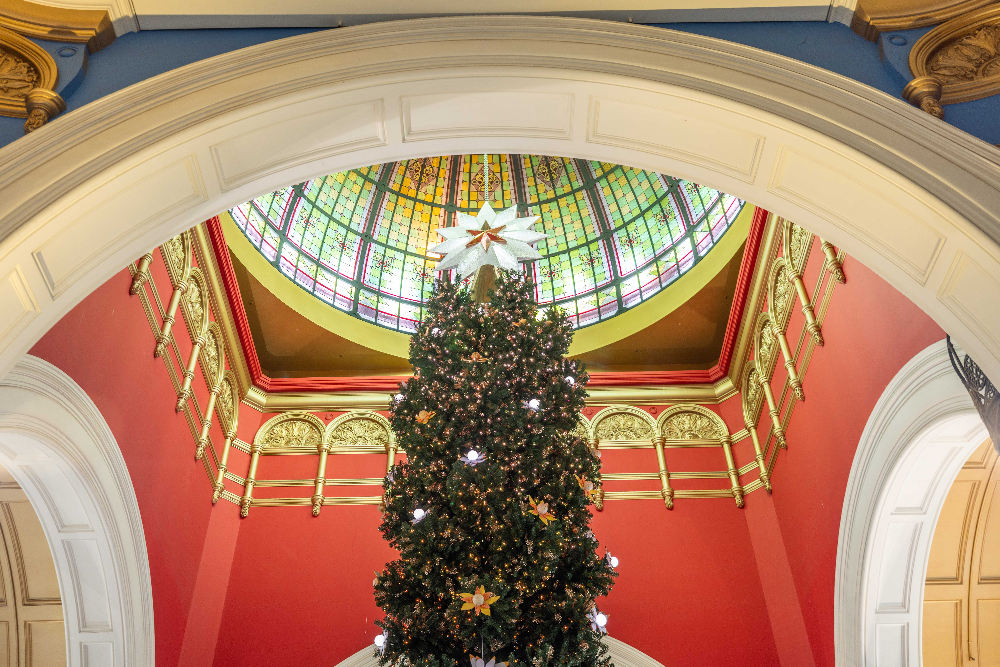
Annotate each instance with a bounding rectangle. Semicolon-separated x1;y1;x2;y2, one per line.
428;203;548;277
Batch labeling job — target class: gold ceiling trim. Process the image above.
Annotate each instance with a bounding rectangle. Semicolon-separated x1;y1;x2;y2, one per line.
0;26;64;133
851;0;995;41
905;4;1000;115
0;0;114;53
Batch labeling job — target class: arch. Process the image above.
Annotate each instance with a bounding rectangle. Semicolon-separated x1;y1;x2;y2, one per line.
835;339;987;667
0;355;153;667
767;258;795;332
754;312;779;380
0;16;999;385
326;411;394;451
255;411;326;451
591;406;656;443
781;218;813;279
656;404;729;441
180;266;210;340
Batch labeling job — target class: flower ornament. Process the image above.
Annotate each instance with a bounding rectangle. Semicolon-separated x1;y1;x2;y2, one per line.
460;449;486;466
576;474;595;495
374;629;389;654
465;352;489;363
528;496;555;525
428;202;549;277
415;410;436;424
587;608;608;634
470;656;507;667
459;585;499;615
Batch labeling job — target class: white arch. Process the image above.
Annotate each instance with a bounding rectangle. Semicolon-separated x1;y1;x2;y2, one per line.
835;340;986;667
0;356;154;667
0;16;998;384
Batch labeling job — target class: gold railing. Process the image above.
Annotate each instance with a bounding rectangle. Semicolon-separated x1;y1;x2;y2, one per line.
128;216;844;515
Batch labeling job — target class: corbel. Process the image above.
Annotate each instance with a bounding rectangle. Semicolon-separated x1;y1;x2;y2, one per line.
759;376;788;451
745;421;771;492
773;321;804;401
902;76;945;119
196;383;219;461
241;440;262;517
783;221;823;346
154;235;193;358
0;27;65;133
177;332;206;412
213;425;235;503
312;442;332;516
820;240;846;284
651;435;674;510
720;434;744;508
130;253;153;295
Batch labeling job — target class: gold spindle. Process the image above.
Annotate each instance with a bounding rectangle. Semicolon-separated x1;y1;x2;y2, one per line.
241;442;262;517
746;423;771;492
154;279;187;358
312;443;331;517
176;336;204;412
820;239;846;283
721;435;744;508
773;322;804;401
195;386;218;460
791;273;823;346
212;428;233;503
130;253;153;295
386;441;397;472
652;436;674;510
759;375;788;450
588;438;605;511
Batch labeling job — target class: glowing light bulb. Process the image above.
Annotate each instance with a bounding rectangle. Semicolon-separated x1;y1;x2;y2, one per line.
609;556;619;568
413;508;425;520
467;449;479;461
596;613;607;627
566;376;576;385
394;394;404;402
374;635;386;648
528;398;540;410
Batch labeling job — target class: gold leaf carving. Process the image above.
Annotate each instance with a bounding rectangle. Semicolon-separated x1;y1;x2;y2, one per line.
772;264;794;322
185;279;204;325
786;223;811;276
262;419;322;449
661;411;722;441
218;378;235;426
758;321;777;373
572;418;590;440
203;328;221;384
0;48;37;99
743;367;764;424
329;417;389;449
594;413;652;441
928;24;1000;82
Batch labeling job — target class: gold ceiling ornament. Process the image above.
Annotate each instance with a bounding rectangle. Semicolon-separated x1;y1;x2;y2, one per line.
905;5;1000;117
0;27;64;134
850;0;994;41
405;157;437;192
534;156;565;191
0;0;115;53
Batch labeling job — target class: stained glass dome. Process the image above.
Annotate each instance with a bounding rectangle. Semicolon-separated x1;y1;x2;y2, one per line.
228;155;744;333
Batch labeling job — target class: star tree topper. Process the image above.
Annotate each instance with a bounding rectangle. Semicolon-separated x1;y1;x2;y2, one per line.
428;202;548;277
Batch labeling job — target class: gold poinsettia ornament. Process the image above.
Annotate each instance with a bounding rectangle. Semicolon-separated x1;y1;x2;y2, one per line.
415;410;436;424
458;585;499;615
528;496;555;525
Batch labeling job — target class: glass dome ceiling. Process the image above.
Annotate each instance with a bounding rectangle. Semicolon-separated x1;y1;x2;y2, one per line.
228;155;744;333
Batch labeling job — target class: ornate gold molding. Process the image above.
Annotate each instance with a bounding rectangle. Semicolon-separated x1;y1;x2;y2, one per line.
851;0;995;41
0;0;114;53
906;4;1000;115
0;26;64;133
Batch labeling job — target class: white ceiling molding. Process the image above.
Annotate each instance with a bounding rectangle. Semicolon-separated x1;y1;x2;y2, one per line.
835;339;986;667
0;355;154;667
28;0;139;35
22;0;848;31
0;17;998;385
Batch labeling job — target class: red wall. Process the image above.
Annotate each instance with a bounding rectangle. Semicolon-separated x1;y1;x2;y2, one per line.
25;240;945;667
29;262;224;667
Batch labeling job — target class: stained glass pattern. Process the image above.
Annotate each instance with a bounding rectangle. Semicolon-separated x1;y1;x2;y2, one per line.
228;155;744;332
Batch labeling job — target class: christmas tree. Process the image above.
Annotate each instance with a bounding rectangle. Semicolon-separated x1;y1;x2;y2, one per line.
374;272;617;667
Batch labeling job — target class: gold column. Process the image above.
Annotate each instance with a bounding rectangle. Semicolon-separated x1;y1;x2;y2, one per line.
154;278;187;358
721;435;744;508
241;441;262;517
746;423;772;492
773;322;804;401
212;426;234;503
312;442;331;517
176;334;205;412
652;436;675;510
195;385;218;461
791;273;824;346
820;239;846;283
759;375;788;450
130;253;153;295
